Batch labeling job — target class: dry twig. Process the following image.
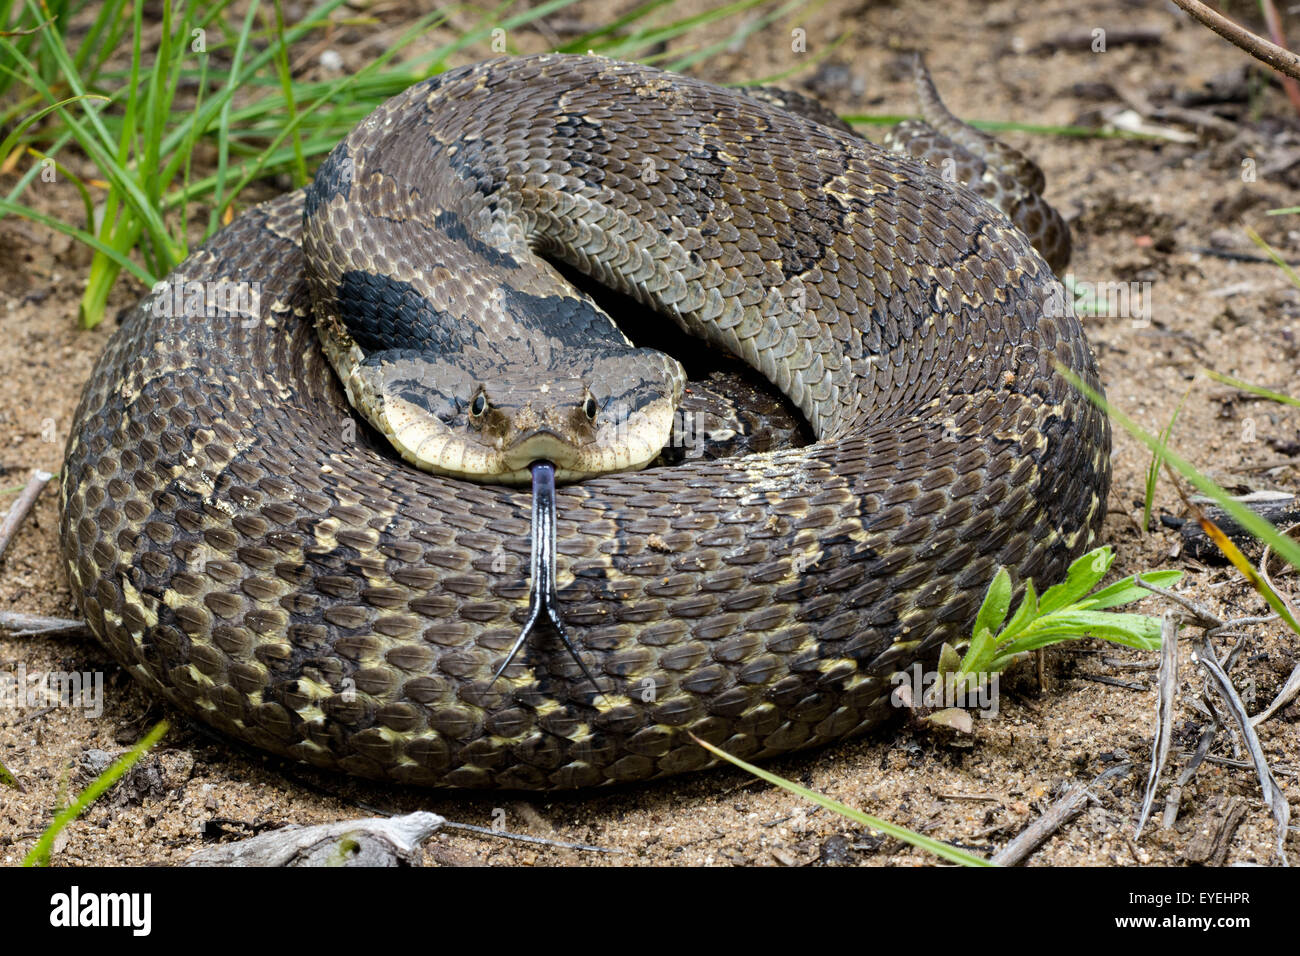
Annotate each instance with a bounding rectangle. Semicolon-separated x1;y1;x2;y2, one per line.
1169;0;1300;82
992;764;1132;866
0;469;53;561
0;611;88;638
1196;636;1291;865
440;820;625;854
1136;612;1180;839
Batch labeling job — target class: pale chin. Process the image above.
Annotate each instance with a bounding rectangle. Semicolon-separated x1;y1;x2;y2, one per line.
371;389;681;485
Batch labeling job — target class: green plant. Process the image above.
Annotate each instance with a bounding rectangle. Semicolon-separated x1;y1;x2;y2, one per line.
691;545;1180;865
2;0;809;327
23;720;169;866
1143;388;1190;533
953;546;1178;686
0;753;19;790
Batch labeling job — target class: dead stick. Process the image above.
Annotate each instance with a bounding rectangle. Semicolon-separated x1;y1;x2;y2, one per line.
440;820;624;854
1260;0;1300;113
1169;0;1300;83
992;763;1132;866
1136;612;1179;839
1196;635;1291;865
0;469;53;561
0;611;87;637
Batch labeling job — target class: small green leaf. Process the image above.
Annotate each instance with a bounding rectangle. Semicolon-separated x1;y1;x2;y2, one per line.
0;755;22;791
999;578;1039;641
1011;610;1164;652
973;567;1013;639
1037;546;1113;615
960;626;997;675
936;641;962;677
1079;570;1183;610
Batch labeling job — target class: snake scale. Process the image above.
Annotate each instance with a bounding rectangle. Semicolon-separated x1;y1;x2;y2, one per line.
60;54;1110;790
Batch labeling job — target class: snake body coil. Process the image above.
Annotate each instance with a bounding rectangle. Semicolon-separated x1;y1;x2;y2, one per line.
60;55;1110;789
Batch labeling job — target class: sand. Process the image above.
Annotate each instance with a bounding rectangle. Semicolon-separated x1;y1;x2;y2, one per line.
0;0;1296;866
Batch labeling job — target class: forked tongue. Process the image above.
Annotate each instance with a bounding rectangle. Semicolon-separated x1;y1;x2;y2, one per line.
488;461;603;697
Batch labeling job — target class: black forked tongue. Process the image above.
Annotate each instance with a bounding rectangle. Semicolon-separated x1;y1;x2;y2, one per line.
488;460;604;698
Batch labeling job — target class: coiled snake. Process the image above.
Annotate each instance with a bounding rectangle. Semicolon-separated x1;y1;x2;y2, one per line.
60;55;1110;789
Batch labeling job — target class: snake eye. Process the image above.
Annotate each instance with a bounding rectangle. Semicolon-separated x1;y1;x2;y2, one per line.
470;392;488;418
582;394;598;421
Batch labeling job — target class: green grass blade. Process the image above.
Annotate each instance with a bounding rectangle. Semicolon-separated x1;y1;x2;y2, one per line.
845;115;1159;140
667;0;807;72
558;0;677;52
691;734;993;866
0;196;154;283
424;0;581;67
213;5;458;215
597;0;768;62
1060;365;1300;616
1144;387;1190;532
205;0;264;235
268;0;307;187
741;29;850;87
0;93;109;164
23;148;97;234
1245;226;1300;289
73;0;131;74
23;720;169;866
1201;368;1300;407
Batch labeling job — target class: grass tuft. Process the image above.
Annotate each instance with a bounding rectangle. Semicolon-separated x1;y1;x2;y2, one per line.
2;0;816;326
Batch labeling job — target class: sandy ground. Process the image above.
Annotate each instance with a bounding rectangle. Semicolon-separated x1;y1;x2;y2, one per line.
1;0;1297;867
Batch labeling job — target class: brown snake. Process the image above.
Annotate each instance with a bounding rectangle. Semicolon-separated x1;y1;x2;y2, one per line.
60;54;1110;789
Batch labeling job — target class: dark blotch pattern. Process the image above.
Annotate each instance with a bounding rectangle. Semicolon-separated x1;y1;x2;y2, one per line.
303;146;353;221
337;271;468;353
499;286;626;349
432;210;519;271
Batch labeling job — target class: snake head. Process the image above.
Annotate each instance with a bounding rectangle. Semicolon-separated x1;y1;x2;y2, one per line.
345;346;685;484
